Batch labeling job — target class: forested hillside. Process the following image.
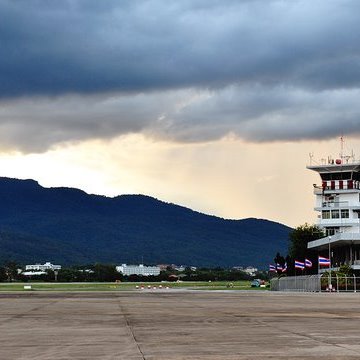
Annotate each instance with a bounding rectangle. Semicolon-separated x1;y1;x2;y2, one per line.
0;177;290;267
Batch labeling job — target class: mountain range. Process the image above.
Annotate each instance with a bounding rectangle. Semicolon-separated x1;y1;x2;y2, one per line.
0;177;291;268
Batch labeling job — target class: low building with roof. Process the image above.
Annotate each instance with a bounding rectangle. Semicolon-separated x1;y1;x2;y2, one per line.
25;262;61;272
116;264;161;276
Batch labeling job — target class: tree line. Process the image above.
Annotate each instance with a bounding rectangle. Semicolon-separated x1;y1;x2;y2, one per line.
0;262;266;282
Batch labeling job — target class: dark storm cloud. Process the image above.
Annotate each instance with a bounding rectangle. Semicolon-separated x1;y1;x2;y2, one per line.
2;0;360;96
157;85;360;142
1;0;360;151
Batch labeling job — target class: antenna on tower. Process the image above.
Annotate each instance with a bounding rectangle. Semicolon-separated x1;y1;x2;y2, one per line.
340;134;344;160
309;152;314;165
339;135;355;163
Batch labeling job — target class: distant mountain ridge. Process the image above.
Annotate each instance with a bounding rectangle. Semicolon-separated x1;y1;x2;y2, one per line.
0;177;291;268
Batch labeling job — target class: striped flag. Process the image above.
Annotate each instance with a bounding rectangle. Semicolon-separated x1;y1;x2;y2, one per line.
282;262;287;273
276;263;283;271
294;260;305;270
305;258;313;268
318;256;330;267
269;264;277;272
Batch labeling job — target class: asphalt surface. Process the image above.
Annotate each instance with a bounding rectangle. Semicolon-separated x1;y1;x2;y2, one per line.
0;290;360;359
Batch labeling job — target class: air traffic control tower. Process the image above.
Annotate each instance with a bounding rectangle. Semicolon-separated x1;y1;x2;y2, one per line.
307;145;360;272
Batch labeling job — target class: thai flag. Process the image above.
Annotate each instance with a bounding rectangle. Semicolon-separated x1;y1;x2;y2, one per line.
294;260;305;270
282;262;287;272
305;258;313;268
318;256;330;267
276;263;283;271
269;264;277;272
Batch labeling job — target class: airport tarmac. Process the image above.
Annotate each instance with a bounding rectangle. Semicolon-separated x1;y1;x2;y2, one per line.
0;290;360;359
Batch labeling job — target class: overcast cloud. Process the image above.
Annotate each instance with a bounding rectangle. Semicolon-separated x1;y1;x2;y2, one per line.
0;0;360;151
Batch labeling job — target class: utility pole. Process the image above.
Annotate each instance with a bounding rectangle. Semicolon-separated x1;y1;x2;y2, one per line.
328;236;332;291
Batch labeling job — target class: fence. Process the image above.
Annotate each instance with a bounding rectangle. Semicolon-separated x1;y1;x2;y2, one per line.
270;275;360;292
270;275;321;292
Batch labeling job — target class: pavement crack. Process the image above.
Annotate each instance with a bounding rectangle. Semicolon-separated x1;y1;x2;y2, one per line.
0;297;63;327
252;316;360;356
117;297;146;360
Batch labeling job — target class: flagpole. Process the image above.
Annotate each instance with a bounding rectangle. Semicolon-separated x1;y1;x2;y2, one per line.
328;236;332;291
319;256;321;291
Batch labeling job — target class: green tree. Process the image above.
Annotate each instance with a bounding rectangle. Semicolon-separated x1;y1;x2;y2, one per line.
288;223;323;259
4;261;19;282
0;266;7;282
273;252;286;277
93;263;119;282
336;264;353;277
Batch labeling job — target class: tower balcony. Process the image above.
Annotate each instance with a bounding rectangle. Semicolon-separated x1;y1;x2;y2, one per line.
308;232;360;250
314;202;360;211
317;218;360;227
313;180;360;194
315;200;349;209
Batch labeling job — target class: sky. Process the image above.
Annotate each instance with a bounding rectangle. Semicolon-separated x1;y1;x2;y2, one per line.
0;0;359;227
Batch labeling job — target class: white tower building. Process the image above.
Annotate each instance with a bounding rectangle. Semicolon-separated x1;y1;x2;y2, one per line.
307;144;360;271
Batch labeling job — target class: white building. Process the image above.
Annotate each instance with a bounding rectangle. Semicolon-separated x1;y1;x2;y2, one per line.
25;262;61;272
307;149;360;271
116;264;161;276
22;271;47;276
244;266;258;276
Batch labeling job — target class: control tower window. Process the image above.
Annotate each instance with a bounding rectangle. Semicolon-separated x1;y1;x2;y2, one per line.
341;209;349;218
325;227;339;236
321;172;351;181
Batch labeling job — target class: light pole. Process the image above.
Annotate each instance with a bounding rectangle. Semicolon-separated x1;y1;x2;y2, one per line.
328;236;332;291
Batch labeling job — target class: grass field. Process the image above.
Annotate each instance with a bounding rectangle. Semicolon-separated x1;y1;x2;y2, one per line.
0;280;267;292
